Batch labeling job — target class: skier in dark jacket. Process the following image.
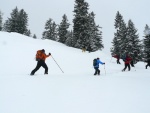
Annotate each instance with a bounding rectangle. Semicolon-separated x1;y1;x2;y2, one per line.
122;55;132;71
145;59;150;69
93;58;105;75
30;49;51;75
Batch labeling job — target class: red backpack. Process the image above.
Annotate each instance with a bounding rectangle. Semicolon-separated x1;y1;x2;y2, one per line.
35;50;43;61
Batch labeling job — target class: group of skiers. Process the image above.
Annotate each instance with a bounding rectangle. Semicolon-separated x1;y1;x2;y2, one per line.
30;49;106;76
94;53;150;75
112;54;150;71
30;49;150;76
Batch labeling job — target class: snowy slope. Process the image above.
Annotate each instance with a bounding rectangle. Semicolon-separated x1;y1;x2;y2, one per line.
0;31;150;113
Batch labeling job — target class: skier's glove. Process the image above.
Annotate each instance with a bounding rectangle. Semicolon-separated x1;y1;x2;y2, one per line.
103;63;105;64
49;53;51;55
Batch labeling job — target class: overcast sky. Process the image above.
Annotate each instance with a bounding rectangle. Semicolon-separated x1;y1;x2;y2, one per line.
1;0;150;52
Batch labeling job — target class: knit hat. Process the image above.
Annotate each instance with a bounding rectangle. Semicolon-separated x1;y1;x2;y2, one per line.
41;49;45;53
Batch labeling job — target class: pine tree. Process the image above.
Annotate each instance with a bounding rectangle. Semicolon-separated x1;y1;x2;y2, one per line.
144;24;150;36
3;7;29;35
111;11;122;55
8;7;19;32
58;14;70;44
65;30;74;47
111;11;127;57
126;19;142;63
73;0;89;49
3;20;10;32
114;11;123;29
25;29;31;37
119;19;127;54
0;11;3;31
87;12;103;52
143;24;150;60
42;18;58;41
17;9;28;34
111;33;120;55
33;34;37;39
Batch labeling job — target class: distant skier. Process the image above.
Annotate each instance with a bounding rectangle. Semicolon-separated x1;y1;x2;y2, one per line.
122;54;132;72
93;58;105;75
112;54;121;64
30;49;51;75
145;59;150;69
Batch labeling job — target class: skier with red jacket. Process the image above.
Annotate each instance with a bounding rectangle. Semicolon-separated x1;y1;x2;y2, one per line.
112;54;121;64
122;54;132;71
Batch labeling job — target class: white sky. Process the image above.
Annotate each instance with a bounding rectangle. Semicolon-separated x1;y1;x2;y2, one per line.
0;0;150;53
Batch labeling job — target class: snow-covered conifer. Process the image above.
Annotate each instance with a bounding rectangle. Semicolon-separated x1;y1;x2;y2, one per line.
0;11;3;31
143;24;150;60
58;14;70;44
126;19;142;62
42;18;58;41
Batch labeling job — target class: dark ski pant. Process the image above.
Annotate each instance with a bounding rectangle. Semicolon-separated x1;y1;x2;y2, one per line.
94;67;100;75
146;64;150;69
123;64;130;71
31;60;48;75
130;61;134;67
117;59;121;64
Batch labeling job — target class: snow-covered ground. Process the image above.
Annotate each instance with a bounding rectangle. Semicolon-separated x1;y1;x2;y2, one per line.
0;31;150;113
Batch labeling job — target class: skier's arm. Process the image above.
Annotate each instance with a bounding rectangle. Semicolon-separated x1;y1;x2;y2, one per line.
98;60;105;65
44;53;51;59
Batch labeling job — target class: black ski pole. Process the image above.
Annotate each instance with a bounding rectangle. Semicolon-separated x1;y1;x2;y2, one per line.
51;55;64;73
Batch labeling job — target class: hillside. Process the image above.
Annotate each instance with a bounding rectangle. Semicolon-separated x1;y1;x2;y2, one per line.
0;31;150;113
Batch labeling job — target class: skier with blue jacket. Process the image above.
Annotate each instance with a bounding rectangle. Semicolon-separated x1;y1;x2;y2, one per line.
93;58;105;75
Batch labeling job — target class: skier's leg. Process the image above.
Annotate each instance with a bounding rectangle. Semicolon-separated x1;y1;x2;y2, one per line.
117;59;120;64
130;61;134;67
118;60;121;64
30;61;41;75
122;64;127;71
98;69;100;75
146;63;148;69
146;63;150;69
94;67;98;75
128;64;130;71
41;62;48;74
